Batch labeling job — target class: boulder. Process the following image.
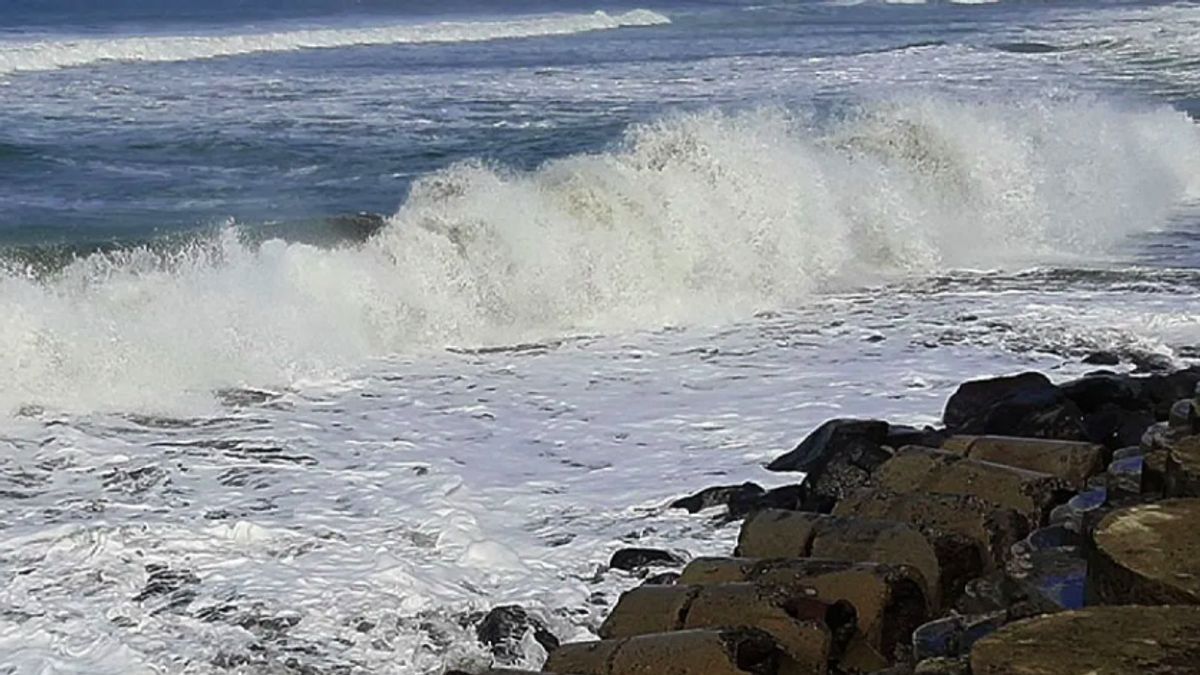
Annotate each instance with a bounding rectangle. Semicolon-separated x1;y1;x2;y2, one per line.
766;419;892;512
1087;498;1200;605
940;436;1105;489
1138;366;1200;419
1165;435;1200;497
1169;399;1200;434
670;483;766;514
942;372;1085;440
544;628;794;675
911;611;1006;661
598;582;837;674
833;490;1032;602
868;447;1070;525
678;558;930;663
735;510;943;608
609;548;684;573
970;606;1200;674
475;606;558;663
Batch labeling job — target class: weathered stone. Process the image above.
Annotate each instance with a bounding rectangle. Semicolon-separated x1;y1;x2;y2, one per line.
598;583;835;674
833;490;1031;602
1088;498;1200;605
885;426;948;451
609;548;684;573
1007;527;1087;610
1165;435;1200;497
1105;455;1144;496
943;372;1085;440
970;606;1200;675
545;627;792;675
939;436;1105;489
1081;351;1120;366
1169;399;1200;433
476;605;559;663
599;586;699;638
943;372;1056;430
678;558;929;663
671;483;765;514
1139;366;1200;419
736;510;942;609
766;419;892;513
870;446;1070;524
913;657;969;675
1046;487;1107;534
1082;404;1156;450
953;573;1061;619
912;611;1006;660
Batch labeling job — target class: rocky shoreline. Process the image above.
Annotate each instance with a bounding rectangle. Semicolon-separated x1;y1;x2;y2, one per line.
452;365;1200;674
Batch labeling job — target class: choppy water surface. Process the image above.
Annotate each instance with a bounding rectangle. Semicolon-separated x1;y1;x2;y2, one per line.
0;0;1198;672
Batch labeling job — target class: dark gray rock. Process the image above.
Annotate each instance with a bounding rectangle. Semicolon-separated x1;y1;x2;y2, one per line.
608;547;684;572
1169;399;1200;434
766;418;892;513
475;606;558;663
670;482;764;514
943;372;1057;429
912;611;1007;661
1082;351;1121;366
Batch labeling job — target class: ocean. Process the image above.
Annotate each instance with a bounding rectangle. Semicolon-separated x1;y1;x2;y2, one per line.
0;0;1198;672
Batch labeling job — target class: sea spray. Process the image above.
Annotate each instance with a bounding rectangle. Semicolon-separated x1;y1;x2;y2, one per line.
1;96;1197;414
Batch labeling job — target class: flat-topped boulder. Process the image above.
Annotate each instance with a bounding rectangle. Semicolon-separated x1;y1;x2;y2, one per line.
735;510;943;608
970;606;1200;674
597;583;836;674
941;435;1106;489
676;558;929;665
544;627;797;675
1088;498;1200;605
869;446;1069;524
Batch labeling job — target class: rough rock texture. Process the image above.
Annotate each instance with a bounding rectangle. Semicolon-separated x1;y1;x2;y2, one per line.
970;606;1200;675
941;435;1106;489
545;628;791;675
868;446;1070;525
476;605;559;663
677;558;929;663
671;483;767;514
609;548;684;573
766;419;892;513
735;510;942;609
1164;435;1200;498
1088;498;1200;605
597;583;836;674
942;372;1085;440
833;489;1030;600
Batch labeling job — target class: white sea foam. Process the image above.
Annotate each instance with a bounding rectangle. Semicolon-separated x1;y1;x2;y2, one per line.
1;97;1198;414
0;9;670;76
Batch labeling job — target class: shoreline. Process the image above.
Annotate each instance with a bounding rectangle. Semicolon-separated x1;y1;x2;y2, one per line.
455;364;1200;674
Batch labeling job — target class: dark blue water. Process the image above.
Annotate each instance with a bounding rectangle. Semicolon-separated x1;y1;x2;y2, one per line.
2;0;1193;249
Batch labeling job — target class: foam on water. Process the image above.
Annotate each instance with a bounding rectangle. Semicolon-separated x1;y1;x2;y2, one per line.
1;96;1198;415
0;9;670;76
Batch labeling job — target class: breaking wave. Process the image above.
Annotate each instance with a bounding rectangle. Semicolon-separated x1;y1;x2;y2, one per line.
1;96;1198;413
0;9;670;75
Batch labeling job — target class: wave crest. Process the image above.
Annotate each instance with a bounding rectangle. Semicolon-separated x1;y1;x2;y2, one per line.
1;97;1198;413
0;9;670;75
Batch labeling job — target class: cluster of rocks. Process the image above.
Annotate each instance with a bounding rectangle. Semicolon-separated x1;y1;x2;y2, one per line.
456;366;1200;674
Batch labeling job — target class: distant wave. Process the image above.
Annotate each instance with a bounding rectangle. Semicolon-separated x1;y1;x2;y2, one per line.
1;97;1198;414
0;9;670;75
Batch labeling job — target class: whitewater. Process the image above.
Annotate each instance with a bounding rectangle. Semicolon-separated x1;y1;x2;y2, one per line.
1;1;1199;673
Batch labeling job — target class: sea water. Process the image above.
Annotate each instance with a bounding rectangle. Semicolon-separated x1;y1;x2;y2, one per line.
0;1;1198;672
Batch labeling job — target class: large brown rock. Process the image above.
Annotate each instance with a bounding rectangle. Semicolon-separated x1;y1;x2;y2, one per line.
736;510;942;608
1088;498;1200;605
544;628;794;675
1164;435;1200;498
869;446;1069;525
941;435;1106;489
833;490;1031;603
598;582;835;674
970;606;1200;674
678;558;929;664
